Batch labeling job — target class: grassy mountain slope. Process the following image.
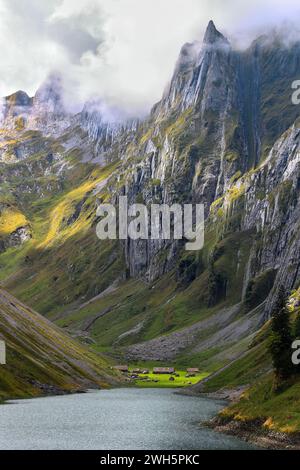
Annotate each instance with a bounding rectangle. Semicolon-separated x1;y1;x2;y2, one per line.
0;139;124;318
0;288;121;402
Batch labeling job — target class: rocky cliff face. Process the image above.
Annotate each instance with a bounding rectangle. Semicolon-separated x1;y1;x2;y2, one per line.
92;22;300;313
211;122;300;318
80;101;140;164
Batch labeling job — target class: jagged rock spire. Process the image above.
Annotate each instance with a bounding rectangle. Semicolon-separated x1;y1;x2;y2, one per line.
203;20;229;45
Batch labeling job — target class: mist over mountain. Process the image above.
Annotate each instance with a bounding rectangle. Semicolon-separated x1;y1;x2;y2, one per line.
1;0;300;118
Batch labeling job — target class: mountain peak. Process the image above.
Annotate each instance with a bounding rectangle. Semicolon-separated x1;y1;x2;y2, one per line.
5;90;32;106
35;73;63;102
203;20;229;45
34;73;65;114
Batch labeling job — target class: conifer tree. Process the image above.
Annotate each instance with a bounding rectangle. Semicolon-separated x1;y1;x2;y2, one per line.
294;313;300;340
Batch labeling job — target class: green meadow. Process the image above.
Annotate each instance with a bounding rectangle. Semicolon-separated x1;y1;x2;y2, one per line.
132;370;209;388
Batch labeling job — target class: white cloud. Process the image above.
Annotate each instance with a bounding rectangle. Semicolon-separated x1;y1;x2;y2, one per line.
0;0;299;117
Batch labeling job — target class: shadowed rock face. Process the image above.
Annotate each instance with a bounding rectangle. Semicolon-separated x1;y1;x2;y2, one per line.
5;90;32;108
0;226;31;253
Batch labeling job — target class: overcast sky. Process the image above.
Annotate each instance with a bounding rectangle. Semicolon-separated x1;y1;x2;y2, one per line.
0;0;300;116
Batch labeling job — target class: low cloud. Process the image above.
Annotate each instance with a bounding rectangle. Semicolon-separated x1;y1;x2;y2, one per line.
0;0;300;118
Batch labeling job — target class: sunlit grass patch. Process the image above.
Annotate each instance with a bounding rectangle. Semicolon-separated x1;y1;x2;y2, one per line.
40;163;117;248
0;206;28;236
134;370;209;388
221;375;300;434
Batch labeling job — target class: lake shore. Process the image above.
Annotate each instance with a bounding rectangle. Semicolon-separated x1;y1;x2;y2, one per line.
207;416;300;450
192;388;300;450
179;384;300;449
